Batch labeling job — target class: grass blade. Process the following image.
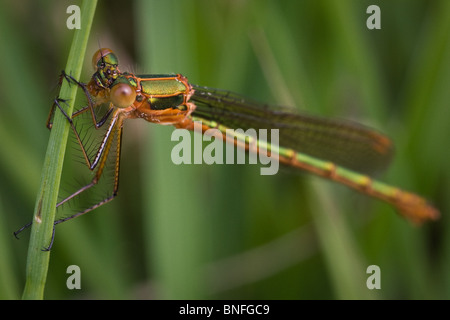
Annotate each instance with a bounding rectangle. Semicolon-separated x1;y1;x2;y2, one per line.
21;0;97;300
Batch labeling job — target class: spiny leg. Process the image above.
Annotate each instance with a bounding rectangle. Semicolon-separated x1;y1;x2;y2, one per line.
46;71;88;129
13;222;32;239
46;72;71;129
47;70;112;130
41;226;56;252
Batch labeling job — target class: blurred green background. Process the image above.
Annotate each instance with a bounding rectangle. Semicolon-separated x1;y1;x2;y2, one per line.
0;0;449;299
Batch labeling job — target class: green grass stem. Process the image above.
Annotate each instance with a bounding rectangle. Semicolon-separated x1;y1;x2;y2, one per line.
21;0;97;300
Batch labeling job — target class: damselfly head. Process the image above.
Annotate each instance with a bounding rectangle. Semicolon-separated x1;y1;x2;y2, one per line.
92;48;121;89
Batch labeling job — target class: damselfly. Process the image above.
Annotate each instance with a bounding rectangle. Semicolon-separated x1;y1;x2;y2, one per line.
15;48;439;249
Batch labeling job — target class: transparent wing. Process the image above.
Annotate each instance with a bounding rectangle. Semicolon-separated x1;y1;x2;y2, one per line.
190;85;393;175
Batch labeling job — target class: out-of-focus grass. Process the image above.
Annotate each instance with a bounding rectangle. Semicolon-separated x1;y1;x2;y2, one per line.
0;0;448;299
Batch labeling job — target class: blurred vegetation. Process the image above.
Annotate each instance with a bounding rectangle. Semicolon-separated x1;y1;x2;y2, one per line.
0;0;449;299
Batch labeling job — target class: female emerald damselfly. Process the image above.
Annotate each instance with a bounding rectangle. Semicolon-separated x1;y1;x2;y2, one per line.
15;48;439;250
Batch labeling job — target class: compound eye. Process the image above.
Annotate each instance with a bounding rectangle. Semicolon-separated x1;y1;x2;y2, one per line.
92;48;117;69
110;83;136;108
